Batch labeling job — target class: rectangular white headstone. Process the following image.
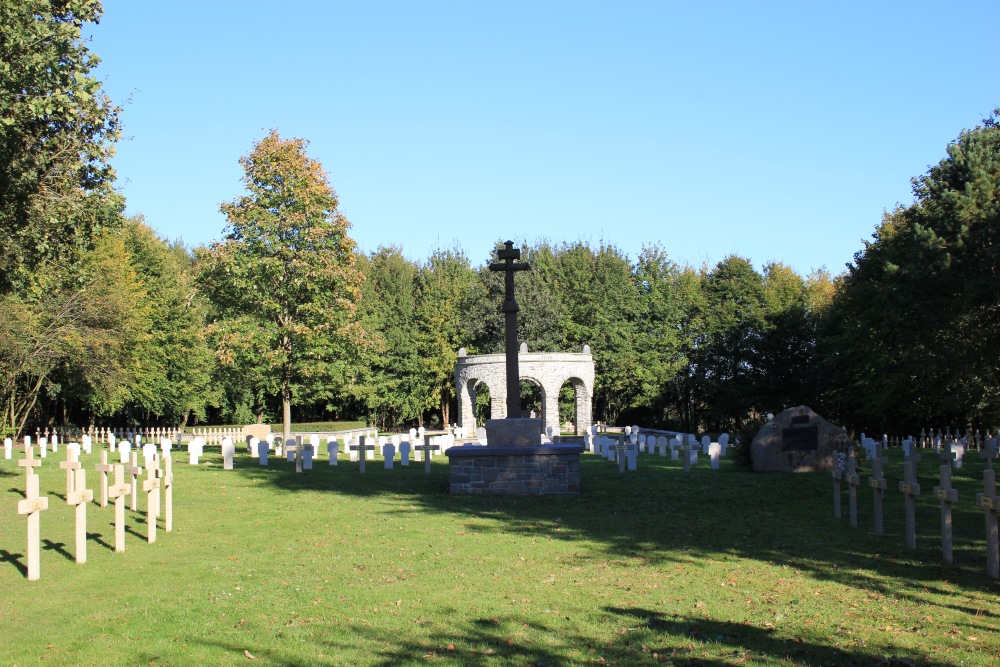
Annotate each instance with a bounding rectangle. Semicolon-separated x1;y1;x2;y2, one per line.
222;437;235;470
257;439;268;465
709;443;721;469
383;443;395;469
327;438;339;465
399;441;411;466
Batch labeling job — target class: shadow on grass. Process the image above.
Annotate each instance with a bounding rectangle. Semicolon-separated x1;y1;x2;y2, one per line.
0;548;27;576
216;450;1000;600
86;531;113;552
41;538;73;562
191;606;939;667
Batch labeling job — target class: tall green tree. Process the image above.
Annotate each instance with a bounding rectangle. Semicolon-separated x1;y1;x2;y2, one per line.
0;0;123;295
826;111;1000;432
199;130;365;440
351;247;423;430
414;247;477;427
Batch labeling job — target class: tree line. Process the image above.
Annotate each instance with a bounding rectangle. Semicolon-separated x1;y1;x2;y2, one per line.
3;3;999;439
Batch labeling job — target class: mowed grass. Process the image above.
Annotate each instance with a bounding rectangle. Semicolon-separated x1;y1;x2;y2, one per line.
1;444;998;666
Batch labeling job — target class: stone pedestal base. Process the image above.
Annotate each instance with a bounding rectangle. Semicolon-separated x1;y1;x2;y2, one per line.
446;444;582;495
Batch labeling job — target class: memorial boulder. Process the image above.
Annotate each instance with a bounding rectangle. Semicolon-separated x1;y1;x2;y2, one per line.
751;406;849;472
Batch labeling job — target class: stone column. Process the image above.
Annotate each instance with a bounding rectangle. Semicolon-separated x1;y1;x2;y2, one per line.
457;379;475;436
543;383;560;439
575;382;591;436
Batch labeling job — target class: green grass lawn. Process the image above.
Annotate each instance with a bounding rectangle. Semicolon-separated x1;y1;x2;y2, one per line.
1;444;997;666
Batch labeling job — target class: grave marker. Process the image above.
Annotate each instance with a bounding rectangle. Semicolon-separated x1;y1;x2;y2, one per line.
415;436;439;474
125;453;143;512
845;450;860;528
327;438;339;466
163;455;174;532
17;447;49;580
868;444;888;537
975;462;999;579
222;437;235;470
679;443;700;473
933;451;960;564
4;437;11;460
350;435;375;473
399;440;411;466
143;463;161;543
108;464;130;552
899;452;922;549
832;455;844;520
59;447;81;497
383;442;395;470
94;449;113;507
612;438;630;473
66;468;93;563
258;439;269;466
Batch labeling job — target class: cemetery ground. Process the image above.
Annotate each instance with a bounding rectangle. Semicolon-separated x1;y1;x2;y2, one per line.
1;446;998;666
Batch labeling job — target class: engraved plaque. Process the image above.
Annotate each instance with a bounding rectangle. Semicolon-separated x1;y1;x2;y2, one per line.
781;426;818;451
979;495;997;510
790;415;811;426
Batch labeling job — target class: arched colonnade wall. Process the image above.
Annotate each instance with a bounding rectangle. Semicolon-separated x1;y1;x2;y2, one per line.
455;348;595;437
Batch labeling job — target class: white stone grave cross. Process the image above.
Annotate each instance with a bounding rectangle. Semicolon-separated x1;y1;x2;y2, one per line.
832;454;844;520
899;451;922;549
59;446;81;497
66;468;93;564
934;450;960;564
976;462;999;579
17;447;49;580
351;436;375;473
845;450;860;528
163;455;174;532
94;450;112;507
143;463;160;543
679;443;699;473
108;463;130;553
415;436;439;474
611;438;630;473
868;444;888;537
125;452;143;512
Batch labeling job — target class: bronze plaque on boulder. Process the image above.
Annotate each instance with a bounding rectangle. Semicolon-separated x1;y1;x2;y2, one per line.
781;426;818;451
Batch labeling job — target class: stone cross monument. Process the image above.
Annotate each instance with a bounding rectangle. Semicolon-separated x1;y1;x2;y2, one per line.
489;240;530;419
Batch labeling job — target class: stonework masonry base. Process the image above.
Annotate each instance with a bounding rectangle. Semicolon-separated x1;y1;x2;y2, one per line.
446;444;583;495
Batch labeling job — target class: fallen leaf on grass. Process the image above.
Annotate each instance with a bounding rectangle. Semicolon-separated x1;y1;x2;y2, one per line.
244;649;256;659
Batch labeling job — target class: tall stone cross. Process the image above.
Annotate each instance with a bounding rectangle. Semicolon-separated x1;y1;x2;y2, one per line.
489;240;530;419
17;446;49;581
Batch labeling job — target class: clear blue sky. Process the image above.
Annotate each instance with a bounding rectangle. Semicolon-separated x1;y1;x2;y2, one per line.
87;1;1000;276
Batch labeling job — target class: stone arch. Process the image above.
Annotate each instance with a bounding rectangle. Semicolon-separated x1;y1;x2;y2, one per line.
455;347;595;437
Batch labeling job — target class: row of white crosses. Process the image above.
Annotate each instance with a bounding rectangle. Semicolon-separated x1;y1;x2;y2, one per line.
212;427;447;475
833;441;999;579
588;426;729;473
13;439;174;581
